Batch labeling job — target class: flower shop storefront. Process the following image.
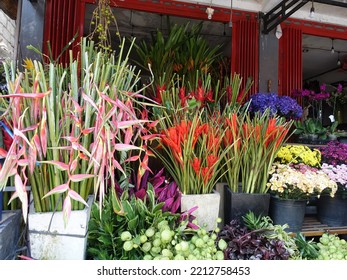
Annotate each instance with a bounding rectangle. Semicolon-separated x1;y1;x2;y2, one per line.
2;0;347;261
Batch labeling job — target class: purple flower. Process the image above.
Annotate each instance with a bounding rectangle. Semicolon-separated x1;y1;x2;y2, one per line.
318;141;347;166
248;92;302;120
320;83;327;92
321;163;347;193
337;84;343;93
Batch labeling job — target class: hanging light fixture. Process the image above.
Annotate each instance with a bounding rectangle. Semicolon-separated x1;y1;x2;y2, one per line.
337;52;341;66
309;0;315;18
275;24;283;39
331;39;335;54
229;0;233;28
206;0;214;20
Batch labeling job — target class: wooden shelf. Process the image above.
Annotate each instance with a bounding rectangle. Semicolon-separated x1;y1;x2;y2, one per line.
299;215;347;237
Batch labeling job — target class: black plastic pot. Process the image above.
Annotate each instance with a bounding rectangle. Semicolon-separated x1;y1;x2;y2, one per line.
317;194;347;227
269;196;307;232
224;188;270;225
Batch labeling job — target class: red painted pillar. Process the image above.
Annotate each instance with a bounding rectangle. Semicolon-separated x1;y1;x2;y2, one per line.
43;0;84;64
278;27;302;96
232;18;259;95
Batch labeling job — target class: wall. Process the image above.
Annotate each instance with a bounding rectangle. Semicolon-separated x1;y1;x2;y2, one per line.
0;9;16;60
258;26;279;93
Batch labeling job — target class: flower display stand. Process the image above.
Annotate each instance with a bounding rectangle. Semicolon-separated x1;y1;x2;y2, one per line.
180;191;220;231
28;195;94;260
0;210;22;259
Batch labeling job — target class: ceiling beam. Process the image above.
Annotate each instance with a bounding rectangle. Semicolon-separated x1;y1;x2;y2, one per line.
0;0;18;20
314;0;347;8
261;0;309;34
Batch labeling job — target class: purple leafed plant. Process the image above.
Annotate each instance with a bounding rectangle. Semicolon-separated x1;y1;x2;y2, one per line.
116;168;182;214
217;219;290;260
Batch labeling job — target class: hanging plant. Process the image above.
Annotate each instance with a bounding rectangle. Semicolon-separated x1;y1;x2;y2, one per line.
89;0;121;52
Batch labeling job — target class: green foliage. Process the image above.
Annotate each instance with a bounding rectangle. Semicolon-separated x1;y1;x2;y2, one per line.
87;185;179;260
242;211;301;259
294;118;327;139
134;21;223;93
294;233;319;260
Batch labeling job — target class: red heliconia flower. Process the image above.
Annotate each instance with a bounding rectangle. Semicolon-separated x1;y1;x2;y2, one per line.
154;84;166;104
224;114;238;143
275;126;288;148
194;86;205;103
201;166;211;184
207;133;221;152
264;118;279;147
162;128;183;164
178;86;190;107
191;157;201;174
207;154;218;168
255;124;262;143
237;88;246;104
205;89;214;103
226;85;232;104
176;120;192;147
242;123;251;139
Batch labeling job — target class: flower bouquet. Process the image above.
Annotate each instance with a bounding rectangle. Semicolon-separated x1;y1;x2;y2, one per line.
223;109;292;194
319;140;347;166
156;111;230;195
247;92;303;120
267;162;337;232
267;163;337;200
153;110;232;230
321;163;347;197
317;142;347;226
275;144;321;168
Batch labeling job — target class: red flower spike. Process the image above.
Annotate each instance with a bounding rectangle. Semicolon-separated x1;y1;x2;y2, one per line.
191;157;201;175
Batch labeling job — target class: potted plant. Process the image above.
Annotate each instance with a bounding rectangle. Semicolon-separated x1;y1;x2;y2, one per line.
153;110;232;231
294;118;327;143
0;38;156;259
221;109;292;224
317;141;347;226
247;92;303;120
267;162;337;232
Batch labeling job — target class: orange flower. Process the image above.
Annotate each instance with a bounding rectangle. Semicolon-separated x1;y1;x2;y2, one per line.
191;157;201;174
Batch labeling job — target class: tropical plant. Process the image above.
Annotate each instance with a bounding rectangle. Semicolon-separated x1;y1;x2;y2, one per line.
222;109;292;193
88;184;225;260
87;185;179;260
154;110;231;195
0;38;157;224
134;21;222;98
